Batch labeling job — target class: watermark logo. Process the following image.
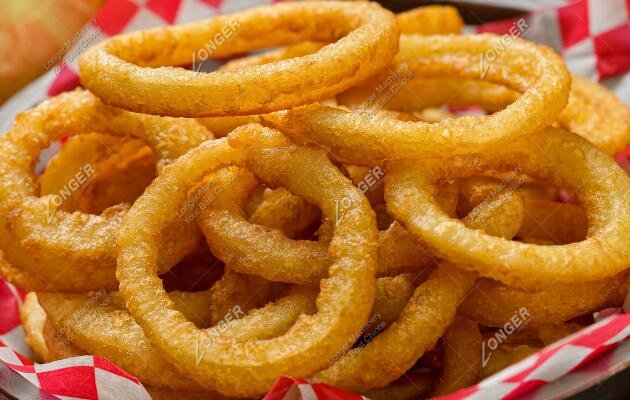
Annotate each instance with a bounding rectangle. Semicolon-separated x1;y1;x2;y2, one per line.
46;163;97;223
46;18;103;77
335;166;384;224
177;166;236;224
191;19;241;74
356;63;415;118
463;165;526;227
53;288;111;346
480;18;529;79
481;307;530;367
195;306;244;365
327;313;386;376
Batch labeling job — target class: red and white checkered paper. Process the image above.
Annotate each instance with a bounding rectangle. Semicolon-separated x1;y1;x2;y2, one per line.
0;0;629;399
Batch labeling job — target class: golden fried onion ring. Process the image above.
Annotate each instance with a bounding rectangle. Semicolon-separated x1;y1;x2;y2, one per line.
37;134;130;212
38;286;317;392
397;5;463;35
460;271;630;327
385;128;630;290
38;291;208;392
39;134;157;215
197;162;459;284
215;4;463;75
313;186;523;391
42;319;84;361
20;293;52;363
116;126;378;397
79;1;399;117
347;74;630;155
264;34;570;166
434;317;482;396
0;90;211;292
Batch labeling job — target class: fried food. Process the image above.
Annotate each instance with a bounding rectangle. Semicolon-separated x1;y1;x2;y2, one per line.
249;187;320;239
197;115;262;138
435;317;482;395
160;246;224;292
42;318;85;361
38;285;317;392
385;128;630;291
517;200;587;244
559;76;630;155
459;272;630;327
264;34;571;166
197;163;458;284
0;90;212;292
397;5;464;35
313;189;523;391
20;293;52;363
364;372;434;400
38;133;129;212
479;345;539;379
340;74;630;155
207;270;285;326
77;144;156;214
39;134;157;214
8;2;630;397
116;126;378;397
38;291;208;392
79;1;399;117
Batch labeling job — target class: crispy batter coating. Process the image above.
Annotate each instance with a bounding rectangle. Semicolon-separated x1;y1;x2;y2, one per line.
116;126;378;397
435;317;482;395
0;90;211;291
79;1;399;117
265;34;570;166
385;128;630;290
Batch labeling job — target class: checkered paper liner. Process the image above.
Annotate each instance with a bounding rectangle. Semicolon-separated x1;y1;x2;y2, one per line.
0;0;629;399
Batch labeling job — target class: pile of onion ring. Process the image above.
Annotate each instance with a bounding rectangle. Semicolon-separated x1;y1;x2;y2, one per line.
3;2;629;399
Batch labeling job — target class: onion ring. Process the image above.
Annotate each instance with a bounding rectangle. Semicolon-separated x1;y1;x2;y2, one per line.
20;293;52;363
313;188;523;391
364;372;434;400
116;125;378;397
42;318;85;361
197;115;262;138
249;187;321;239
385;127;630;290
397;5;463;35
372;274;416;326
314;262;474;391
459;271;630;327
340;74;630;155
39;135;156;215
0;90;212;292
39;286;317;392
533;323;584;345
37;133;132;212
38;291;207;392
197;152;458;284
434;317;481;396
79;1;399;117
218;41;326;73
559;76;630;155
457;177;525;240
198;187;443;283
207;270;286;326
77;144;156;214
216;4;462;75
264;34;570;165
